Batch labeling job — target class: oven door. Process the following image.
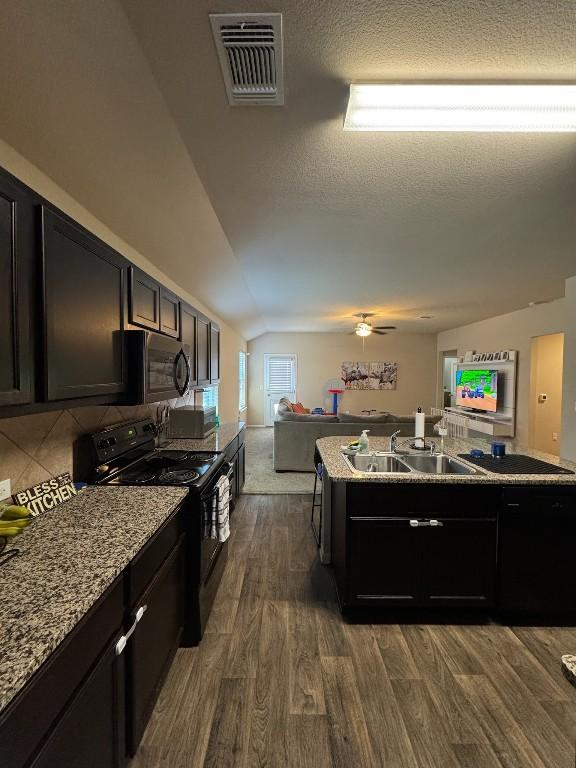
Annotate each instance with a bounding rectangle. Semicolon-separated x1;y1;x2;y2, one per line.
200;462;234;584
130;331;191;404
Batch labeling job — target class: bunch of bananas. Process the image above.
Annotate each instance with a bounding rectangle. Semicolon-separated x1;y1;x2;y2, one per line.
0;504;32;551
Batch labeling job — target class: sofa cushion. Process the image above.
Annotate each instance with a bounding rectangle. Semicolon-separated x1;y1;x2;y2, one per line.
279;412;339;423
277;397;293;416
337;412;391;423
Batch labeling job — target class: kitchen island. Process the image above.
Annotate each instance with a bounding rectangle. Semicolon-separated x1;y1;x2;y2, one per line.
316;435;576;618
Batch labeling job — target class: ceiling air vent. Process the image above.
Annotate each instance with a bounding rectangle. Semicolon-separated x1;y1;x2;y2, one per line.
209;13;284;106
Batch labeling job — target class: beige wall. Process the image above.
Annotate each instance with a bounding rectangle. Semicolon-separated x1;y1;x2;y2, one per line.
560;276;576;462
0;141;245;494
529;333;564;456
247;332;437;425
437;298;567;448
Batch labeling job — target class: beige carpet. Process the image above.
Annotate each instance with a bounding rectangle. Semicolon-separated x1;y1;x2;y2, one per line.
242;427;316;494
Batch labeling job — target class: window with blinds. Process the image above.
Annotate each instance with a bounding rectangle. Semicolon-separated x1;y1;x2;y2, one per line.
264;354;297;393
203;385;219;413
239;351;247;412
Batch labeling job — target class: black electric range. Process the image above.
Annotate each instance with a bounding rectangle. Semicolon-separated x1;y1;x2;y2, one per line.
75;418;233;645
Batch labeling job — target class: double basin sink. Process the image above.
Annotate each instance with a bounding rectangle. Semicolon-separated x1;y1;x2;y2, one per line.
343;451;482;476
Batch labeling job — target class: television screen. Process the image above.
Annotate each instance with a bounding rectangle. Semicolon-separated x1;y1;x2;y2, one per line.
455;369;498;413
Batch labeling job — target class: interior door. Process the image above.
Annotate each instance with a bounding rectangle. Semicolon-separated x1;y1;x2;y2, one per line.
264;353;297;426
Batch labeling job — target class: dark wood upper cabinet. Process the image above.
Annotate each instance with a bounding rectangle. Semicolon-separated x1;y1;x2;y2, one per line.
0;173;33;406
41;207;128;401
180;301;198;386
160;287;180;339
196;312;210;387
210;322;220;383
129;266;160;332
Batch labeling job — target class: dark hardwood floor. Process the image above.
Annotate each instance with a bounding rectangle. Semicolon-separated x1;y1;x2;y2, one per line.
131;494;576;767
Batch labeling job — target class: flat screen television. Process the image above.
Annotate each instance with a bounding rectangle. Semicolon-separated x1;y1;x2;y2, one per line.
455;369;498;413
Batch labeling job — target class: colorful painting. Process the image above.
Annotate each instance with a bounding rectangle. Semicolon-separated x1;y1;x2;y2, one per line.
341;361;398;390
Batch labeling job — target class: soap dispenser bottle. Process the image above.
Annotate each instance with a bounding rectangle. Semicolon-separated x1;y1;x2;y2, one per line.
358;429;370;453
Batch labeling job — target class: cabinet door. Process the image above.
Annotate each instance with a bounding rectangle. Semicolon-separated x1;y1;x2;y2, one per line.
41;208;128;401
348;517;418;604
210;323;220;383
421;518;497;607
160;287;180;338
180;301;197;387
498;491;576;614
237;443;246;493
30;642;125;768
197;312;210;386
129;266;160;332
0;173;33;405
127;537;184;755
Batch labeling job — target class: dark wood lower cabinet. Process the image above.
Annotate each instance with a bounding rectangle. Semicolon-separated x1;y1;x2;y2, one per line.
0;508;187;768
333;481;576;616
30;644;125;768
127;537;184;756
347;515;496;608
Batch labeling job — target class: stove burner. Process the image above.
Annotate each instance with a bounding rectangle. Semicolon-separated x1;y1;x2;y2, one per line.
118;469;157;485
159;468;200;485
152;450;190;462
187;453;217;462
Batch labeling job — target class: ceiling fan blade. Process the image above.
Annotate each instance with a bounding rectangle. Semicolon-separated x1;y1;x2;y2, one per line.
373;330;388;335
373;325;397;330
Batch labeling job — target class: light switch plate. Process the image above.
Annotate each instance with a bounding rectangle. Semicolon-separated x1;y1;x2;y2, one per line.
0;478;12;501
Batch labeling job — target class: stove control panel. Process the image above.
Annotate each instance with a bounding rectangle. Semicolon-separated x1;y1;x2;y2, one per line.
92;419;156;462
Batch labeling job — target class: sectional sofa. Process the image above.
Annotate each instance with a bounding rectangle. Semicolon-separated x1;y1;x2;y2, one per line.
273;409;440;471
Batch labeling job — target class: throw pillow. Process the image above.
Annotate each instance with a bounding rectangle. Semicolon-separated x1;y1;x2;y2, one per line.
277;396;294;412
292;402;307;413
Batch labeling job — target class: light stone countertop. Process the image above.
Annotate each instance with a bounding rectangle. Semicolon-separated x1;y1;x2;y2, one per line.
0;485;188;715
165;421;245;453
317;435;576;484
561;655;576;688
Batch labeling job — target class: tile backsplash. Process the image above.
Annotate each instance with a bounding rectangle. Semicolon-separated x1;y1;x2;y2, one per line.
0;394;194;496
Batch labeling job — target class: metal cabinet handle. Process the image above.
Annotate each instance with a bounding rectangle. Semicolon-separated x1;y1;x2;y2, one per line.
115;604;147;656
409;519;444;528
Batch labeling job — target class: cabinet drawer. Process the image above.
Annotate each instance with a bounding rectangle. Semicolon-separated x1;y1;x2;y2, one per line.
347;483;501;519
0;578;123;768
128;506;183;607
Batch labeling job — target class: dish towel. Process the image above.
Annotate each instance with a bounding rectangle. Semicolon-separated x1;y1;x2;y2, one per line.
210;474;230;543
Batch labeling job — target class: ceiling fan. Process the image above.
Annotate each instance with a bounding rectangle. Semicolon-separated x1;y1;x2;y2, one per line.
352;313;397;337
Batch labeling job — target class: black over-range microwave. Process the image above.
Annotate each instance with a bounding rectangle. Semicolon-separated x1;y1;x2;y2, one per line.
127;330;191;404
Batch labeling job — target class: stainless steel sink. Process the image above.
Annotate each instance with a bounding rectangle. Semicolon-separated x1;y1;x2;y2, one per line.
341;451;483;476
400;454;480;475
344;452;412;473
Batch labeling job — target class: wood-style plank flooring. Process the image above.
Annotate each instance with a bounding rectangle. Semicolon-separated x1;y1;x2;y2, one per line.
131;494;576;767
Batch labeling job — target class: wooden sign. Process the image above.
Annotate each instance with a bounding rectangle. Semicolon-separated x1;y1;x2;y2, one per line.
13;472;78;516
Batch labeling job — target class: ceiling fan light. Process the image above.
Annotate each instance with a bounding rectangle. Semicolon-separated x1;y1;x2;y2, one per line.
356;322;372;337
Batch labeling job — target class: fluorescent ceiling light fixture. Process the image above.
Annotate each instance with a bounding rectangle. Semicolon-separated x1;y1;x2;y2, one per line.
344;84;576;132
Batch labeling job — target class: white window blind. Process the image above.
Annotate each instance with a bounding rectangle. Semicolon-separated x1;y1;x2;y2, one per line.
265;354;296;393
239;351;247;412
203;385;219;413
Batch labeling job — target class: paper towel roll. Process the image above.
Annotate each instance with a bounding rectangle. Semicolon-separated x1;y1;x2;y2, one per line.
415;409;425;448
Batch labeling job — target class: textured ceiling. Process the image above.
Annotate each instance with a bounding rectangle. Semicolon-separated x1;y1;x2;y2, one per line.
121;0;576;335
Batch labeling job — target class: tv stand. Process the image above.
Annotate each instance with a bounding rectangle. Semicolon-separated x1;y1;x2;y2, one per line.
445;407;514;437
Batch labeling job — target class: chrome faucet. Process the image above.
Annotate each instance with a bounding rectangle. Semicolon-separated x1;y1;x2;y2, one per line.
429;440;437;455
390;430;401;453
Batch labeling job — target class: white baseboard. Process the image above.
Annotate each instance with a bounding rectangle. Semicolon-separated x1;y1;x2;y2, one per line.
246;424;268;428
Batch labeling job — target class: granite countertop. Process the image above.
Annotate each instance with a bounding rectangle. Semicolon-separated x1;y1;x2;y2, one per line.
317;435;576;484
561;655;576;688
165;420;245;453
0;485;188;715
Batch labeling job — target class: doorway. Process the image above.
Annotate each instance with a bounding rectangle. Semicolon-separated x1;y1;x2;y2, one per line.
438;349;458;408
529;333;564;456
263;353;297;426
